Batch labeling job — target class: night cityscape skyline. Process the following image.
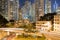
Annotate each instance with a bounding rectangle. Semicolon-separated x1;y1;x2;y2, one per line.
0;0;60;21
0;0;60;40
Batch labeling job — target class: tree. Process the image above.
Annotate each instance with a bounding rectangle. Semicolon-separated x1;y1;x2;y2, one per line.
40;13;57;21
0;14;8;27
24;23;34;33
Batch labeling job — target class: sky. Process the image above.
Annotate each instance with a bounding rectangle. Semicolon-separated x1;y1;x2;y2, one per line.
19;0;60;7
19;0;60;12
51;0;60;6
51;0;60;12
19;0;34;8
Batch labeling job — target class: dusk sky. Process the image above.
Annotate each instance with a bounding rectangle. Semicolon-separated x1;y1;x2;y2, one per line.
51;0;60;6
19;0;60;7
19;0;34;7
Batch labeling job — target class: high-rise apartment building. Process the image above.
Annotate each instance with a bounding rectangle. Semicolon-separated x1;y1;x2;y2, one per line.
35;0;44;21
21;1;36;22
21;1;31;20
7;0;19;21
45;0;51;14
0;0;19;21
53;0;58;12
19;8;22;20
0;0;8;17
31;3;36;22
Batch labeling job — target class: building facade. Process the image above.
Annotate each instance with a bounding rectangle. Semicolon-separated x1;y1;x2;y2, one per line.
29;3;36;22
35;0;44;21
54;15;60;31
7;0;19;21
56;7;60;14
36;21;52;31
0;0;8;18
53;0;58;12
19;8;22;20
0;0;19;21
45;0;51;14
21;1;36;22
21;1;31;21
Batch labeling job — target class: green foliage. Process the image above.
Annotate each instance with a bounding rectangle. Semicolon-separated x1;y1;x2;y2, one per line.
16;35;45;40
40;13;56;21
6;22;14;28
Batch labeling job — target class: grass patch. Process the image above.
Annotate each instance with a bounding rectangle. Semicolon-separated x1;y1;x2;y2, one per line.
13;35;45;40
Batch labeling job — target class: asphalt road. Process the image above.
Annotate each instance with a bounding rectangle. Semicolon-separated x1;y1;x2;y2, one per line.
41;31;60;40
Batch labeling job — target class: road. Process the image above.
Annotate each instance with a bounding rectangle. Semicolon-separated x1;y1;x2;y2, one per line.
0;28;42;40
41;31;60;40
0;28;24;40
1;28;60;40
1;33;16;40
